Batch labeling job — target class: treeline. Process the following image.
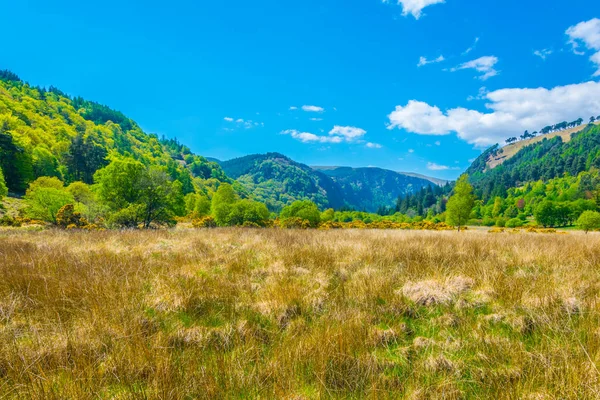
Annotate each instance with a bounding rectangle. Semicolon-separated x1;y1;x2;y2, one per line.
467;168;600;229
0;157;450;230
392;182;453;217
3;155;600;231
504;116;599;144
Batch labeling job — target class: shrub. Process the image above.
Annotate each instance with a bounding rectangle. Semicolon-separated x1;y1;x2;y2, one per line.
506;218;523;228
280;200;321;228
279;217;312;229
0;215;21;227
192;216;217;228
24;177;74;224
107;204;144;228
482;217;496;227
495;218;506;227
577;210;600;233
56;204;89;228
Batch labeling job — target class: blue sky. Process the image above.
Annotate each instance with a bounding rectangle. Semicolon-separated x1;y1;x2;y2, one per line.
2;0;600;179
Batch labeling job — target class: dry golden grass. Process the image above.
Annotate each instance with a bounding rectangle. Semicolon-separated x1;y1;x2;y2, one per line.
1;228;600;398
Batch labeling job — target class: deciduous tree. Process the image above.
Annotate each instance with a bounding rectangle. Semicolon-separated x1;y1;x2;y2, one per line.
446;175;474;232
577;210;600;233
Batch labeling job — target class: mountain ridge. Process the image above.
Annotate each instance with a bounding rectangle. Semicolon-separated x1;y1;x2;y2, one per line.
217;153;439;212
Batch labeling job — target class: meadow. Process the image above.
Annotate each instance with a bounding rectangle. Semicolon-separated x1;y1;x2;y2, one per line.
1;228;600;399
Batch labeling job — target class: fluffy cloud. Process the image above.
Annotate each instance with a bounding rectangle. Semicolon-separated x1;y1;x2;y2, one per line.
533;49;553;60
282;125;367;145
450;56;499;80
417;55;445;67
387;80;600;147
302;105;325;112
566;18;600;76
329;125;367;140
289;106;298;110
223;117;234;122
366;142;383;149
427;162;449;171
383;0;445;19
281;130;342;144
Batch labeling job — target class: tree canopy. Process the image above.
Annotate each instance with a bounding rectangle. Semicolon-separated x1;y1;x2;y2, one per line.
446;175;475;231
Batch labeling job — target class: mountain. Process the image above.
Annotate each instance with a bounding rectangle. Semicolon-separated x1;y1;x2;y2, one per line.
313;166;437;212
466;122;600;201
0;69;444;214
397;171;448;186
0;70;229;195
218;154;438;212
484;122;598;170
218;153;345;211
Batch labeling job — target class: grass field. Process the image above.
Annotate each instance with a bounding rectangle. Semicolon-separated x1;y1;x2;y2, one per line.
1;228;600;399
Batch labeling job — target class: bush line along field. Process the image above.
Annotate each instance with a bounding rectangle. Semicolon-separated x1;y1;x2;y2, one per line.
2;228;600;399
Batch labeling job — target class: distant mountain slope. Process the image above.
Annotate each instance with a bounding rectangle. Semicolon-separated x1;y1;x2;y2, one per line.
219;153;345;211
397;171;448;186
466;122;600;200
313;166;446;187
218;154;438;212
485;122;599;170
314;166;436;212
0;70;229;194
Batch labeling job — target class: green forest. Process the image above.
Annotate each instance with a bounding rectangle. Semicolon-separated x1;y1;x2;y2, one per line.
2;69;600;232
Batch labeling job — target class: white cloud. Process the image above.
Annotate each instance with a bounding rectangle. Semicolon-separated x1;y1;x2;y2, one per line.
434;140;441;146
302;105;325;113
283;125;367;145
467;86;489;101
383;0;445;19
366;142;383;149
310;118;323;121
225;117;263;129
289;106;298;110
566;18;600;76
462;37;479;55
328;125;367;140
408;149;415;153
417;55;445;67
450;56;499;80
427;162;449;171
281;129;342;144
387;80;600;147
592;52;600;77
533;49;553;60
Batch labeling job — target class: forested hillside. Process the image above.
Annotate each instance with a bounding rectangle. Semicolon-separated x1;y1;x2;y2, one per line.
315;166;435;213
392;120;600;229
467;123;600;201
218;154;437;212
218;153;346;211
0;70;228;195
